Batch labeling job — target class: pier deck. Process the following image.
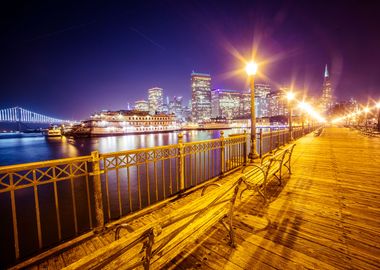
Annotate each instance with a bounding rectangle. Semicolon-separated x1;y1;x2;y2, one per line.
17;127;380;269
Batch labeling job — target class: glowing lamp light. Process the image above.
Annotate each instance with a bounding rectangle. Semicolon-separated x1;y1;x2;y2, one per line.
298;101;311;111
286;92;295;101
364;107;370;113
245;61;258;76
376;102;380;109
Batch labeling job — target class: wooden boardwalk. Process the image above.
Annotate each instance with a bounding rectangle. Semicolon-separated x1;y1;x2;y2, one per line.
17;127;380;269
169;127;380;269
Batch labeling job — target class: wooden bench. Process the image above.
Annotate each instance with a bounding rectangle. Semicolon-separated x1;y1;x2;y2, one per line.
313;127;324;136
63;177;245;270
240;144;296;202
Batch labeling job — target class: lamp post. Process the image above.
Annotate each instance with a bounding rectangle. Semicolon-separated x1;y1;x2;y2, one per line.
364;107;370;130
286;92;295;141
246;61;259;161
376;102;380;132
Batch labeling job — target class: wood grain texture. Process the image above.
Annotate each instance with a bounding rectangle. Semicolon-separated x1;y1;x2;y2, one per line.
24;127;380;269
173;127;380;269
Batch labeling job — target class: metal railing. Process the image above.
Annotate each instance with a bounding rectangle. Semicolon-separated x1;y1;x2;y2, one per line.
0;156;94;265
0;133;246;266
0;125;320;267
257;125;314;158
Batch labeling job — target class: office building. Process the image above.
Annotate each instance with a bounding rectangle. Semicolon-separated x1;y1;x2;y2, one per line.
268;90;288;117
191;72;212;122
320;64;333;112
255;83;271;118
148;87;164;115
134;100;149;112
211;89;241;119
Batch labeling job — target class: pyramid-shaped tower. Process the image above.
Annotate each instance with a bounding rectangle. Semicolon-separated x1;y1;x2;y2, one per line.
320;64;333;112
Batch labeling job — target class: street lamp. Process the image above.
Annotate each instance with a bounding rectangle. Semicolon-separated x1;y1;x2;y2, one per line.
376;102;380;132
298;101;307;135
246;61;259;161
286;92;295;141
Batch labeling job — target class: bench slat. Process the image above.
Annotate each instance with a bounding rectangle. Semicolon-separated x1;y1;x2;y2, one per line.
64;178;243;270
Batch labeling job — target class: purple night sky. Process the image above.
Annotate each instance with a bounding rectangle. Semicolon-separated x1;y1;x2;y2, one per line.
1;0;379;119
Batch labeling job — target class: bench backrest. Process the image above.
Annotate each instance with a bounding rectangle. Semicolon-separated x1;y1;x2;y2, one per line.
64;177;244;270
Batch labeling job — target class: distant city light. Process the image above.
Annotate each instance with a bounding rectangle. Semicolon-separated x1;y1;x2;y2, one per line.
286;91;295;101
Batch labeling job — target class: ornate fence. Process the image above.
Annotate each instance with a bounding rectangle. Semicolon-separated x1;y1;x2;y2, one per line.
0;125;320;267
0;133;246;266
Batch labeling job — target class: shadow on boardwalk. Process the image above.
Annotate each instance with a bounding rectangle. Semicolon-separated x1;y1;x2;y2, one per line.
21;128;380;269
171;127;380;270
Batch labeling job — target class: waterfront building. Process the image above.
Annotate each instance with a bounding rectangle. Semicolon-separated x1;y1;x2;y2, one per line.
255;83;271;118
169;96;184;120
320;64;333;112
148;87;164;115
72;110;178;136
211;89;241;119
134;100;149;112
240;92;251;117
268;90;288;117
183;101;192;121
191;72;212;122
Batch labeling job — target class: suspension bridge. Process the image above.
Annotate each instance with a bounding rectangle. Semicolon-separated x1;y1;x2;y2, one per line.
0;107;72;124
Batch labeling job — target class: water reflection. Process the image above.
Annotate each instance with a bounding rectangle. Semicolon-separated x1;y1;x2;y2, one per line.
0;129;248;166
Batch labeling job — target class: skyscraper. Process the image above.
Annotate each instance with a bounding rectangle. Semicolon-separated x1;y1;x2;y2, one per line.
268;90;288;117
191;72;211;122
211;89;241;119
320;64;333;112
240;92;251;117
255;83;271;118
134;100;149;111
148;87;164;115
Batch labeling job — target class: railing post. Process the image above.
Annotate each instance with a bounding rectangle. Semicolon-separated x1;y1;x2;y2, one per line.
269;128;273;153
220;131;225;176
91;151;104;231
259;128;263;159
177;133;185;191
243;130;247;166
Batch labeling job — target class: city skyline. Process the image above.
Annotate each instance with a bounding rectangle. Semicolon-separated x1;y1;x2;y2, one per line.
1;1;379;119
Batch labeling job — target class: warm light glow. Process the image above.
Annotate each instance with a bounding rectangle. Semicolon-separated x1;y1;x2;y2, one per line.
295;100;325;123
364;107;370;113
286;92;295;101
245;61;258;76
376;102;380;109
298;101;309;110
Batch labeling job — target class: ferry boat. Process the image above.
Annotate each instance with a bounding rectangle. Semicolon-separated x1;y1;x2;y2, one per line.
46;126;62;137
70;110;180;137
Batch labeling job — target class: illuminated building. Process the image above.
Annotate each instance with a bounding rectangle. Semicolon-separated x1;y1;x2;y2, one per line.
320;64;333;112
211;89;241;119
169;96;183;120
240;92;251;117
191;72;212;122
252;83;271;118
268;90;288;117
148;87;164;115
134;100;149;111
72;110;179;136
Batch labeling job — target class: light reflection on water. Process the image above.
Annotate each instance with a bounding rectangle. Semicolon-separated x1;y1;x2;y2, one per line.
0;129;247;166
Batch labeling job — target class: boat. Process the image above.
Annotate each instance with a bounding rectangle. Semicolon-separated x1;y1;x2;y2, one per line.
45;126;62;137
69;110;180;137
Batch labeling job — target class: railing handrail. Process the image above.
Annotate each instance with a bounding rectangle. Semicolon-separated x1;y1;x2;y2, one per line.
0;155;92;172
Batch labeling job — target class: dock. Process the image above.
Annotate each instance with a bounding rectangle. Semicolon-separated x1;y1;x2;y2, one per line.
14;127;380;269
